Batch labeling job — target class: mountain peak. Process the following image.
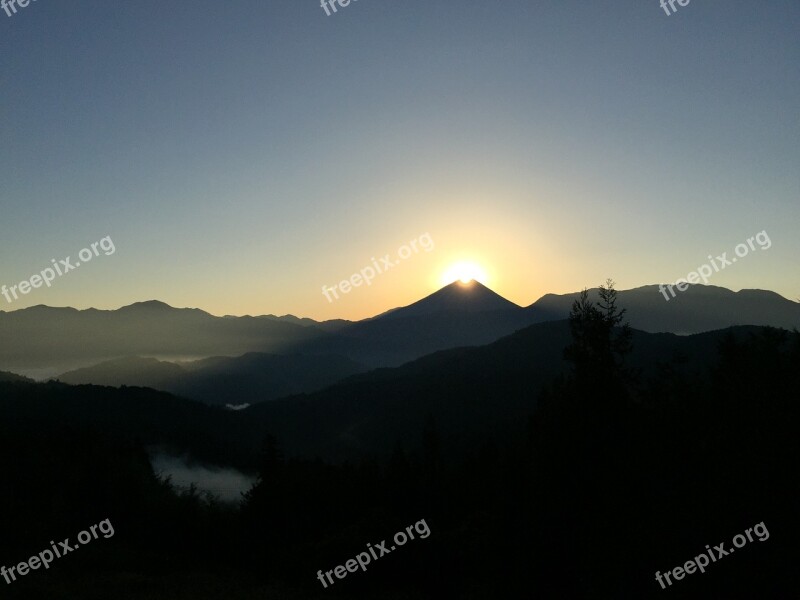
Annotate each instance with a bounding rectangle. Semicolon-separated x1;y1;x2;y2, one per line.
377;280;521;320
118;300;175;312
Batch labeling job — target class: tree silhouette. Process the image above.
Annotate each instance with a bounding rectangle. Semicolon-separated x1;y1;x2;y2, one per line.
563;279;632;400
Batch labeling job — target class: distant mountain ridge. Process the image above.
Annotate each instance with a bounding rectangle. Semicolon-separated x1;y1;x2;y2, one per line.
529;285;800;335
0;301;328;370
2;284;798;378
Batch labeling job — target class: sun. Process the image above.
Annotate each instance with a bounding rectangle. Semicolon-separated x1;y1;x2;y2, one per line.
441;262;488;286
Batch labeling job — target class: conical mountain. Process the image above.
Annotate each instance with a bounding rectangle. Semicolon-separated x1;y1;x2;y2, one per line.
376;280;521;320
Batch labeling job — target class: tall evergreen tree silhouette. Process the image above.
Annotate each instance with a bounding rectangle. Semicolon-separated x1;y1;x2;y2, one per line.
563;279;632;401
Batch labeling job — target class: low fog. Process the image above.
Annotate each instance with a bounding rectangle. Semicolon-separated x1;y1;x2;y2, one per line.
149;452;257;503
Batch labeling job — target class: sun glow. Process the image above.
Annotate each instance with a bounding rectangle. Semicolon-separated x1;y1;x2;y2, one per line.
441;262;489;286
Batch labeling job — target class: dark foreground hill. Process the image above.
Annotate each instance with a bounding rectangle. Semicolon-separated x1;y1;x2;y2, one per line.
242;321;774;459
0;320;783;463
1;323;798;599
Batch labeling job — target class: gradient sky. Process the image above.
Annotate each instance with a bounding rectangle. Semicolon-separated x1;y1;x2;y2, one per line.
1;0;798;320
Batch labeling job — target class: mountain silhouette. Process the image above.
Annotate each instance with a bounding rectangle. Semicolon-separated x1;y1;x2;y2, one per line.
0;301;327;371
375;280;521;320
2;284;798;378
117;300;177;313
529;284;800;334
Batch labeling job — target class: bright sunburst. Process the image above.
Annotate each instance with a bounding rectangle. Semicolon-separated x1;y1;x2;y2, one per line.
441;261;488;286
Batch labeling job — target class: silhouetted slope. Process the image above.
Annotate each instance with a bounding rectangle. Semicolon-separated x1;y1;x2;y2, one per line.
58;357;185;388
246;322;770;460
176;352;367;405
319;307;544;367
0;381;254;467
57;353;367;406
0;322;793;463
0;370;34;383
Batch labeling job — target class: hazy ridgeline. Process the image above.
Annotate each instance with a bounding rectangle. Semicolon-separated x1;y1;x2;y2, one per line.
3;284;798;379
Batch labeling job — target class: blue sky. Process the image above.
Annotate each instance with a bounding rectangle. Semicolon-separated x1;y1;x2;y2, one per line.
1;0;798;319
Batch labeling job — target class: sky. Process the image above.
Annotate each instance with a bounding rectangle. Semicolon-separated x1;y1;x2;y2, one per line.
1;0;798;320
